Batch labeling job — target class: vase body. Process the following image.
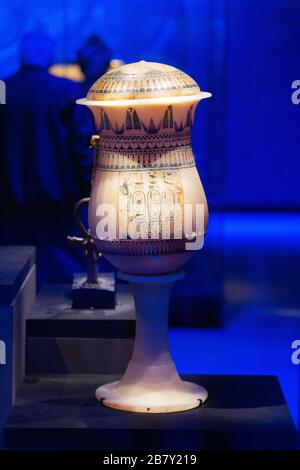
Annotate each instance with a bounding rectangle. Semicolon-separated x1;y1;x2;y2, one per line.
87;99;208;274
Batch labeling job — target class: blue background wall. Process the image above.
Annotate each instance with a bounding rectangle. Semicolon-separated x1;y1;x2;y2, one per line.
1;0;299;210
225;0;300;209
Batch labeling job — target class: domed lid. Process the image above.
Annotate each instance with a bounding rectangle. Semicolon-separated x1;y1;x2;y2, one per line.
86;60;205;102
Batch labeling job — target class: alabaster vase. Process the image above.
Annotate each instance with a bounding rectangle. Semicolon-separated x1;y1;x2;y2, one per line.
77;61;211;413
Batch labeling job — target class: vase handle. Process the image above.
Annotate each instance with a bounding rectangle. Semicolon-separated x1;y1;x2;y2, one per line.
73;197;90;238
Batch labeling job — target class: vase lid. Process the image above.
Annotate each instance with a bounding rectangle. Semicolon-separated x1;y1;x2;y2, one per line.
86;60;204;102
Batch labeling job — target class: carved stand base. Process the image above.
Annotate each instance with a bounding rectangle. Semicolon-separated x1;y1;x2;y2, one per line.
95;270;208;413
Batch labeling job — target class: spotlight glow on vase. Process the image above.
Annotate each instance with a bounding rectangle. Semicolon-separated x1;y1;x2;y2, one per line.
77;60;211;413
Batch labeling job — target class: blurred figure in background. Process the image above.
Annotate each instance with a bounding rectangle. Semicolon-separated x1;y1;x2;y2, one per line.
0;32;92;284
77;35;111;95
0;31;87;213
71;35;113;233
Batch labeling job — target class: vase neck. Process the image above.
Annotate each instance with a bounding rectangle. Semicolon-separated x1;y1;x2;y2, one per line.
96;128;195;172
97;103;195;136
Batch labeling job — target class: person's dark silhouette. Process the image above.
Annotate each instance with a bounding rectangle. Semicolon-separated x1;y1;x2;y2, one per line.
0;32;91;284
73;35;112;203
0;32;86;214
77;35;111;95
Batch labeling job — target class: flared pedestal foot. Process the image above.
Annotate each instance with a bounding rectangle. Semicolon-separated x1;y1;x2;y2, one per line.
96;380;208;414
95;270;208;414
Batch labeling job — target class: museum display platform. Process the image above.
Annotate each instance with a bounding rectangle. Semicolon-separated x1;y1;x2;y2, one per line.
26;257;222;376
1;246;297;451
4;374;297;450
26;284;135;375
0;246;36;448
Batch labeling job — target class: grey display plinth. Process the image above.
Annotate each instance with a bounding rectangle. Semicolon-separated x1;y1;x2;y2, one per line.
4;374;297;450
0;246;36;448
26;283;135;374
